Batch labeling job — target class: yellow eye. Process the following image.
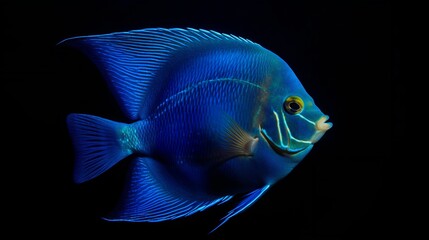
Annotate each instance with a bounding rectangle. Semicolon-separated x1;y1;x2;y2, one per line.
283;96;304;115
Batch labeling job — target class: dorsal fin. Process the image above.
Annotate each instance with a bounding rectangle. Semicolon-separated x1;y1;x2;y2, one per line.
58;28;259;120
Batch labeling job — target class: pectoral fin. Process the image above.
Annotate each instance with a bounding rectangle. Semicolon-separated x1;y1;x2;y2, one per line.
215;113;258;158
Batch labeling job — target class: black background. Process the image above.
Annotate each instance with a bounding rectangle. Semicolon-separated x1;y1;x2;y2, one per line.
3;1;400;239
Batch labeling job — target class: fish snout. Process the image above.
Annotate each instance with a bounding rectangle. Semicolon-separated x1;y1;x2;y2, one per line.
316;115;333;131
311;115;332;143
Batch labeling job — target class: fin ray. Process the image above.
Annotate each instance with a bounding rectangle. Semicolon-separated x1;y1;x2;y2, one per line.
210;185;270;233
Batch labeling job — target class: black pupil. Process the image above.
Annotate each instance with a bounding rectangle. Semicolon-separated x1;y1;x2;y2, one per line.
289;102;301;112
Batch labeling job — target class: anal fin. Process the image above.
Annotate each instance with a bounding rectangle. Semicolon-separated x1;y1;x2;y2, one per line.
103;157;233;222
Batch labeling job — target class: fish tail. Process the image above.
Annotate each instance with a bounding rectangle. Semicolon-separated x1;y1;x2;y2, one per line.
67;113;132;183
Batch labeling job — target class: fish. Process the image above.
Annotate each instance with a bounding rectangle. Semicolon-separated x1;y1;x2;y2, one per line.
60;27;332;233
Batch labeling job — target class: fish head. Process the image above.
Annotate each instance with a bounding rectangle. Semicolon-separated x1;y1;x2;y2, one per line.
257;64;332;163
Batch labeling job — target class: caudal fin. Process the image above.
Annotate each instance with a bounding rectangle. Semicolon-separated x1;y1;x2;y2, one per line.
67;113;132;183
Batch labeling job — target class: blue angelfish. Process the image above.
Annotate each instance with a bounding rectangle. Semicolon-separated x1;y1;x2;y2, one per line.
61;28;332;232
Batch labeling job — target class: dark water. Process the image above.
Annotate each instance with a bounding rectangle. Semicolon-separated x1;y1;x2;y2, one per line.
3;1;400;239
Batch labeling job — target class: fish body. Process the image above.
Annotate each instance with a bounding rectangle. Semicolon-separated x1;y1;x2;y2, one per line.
62;28;332;232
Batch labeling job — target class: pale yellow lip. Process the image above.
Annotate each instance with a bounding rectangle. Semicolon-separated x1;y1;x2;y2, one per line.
311;115;332;143
316;115;333;131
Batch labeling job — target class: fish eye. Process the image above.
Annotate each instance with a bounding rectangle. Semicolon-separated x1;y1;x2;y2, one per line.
283;96;304;115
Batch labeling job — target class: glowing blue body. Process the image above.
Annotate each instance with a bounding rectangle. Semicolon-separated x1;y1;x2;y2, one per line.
63;28;332;232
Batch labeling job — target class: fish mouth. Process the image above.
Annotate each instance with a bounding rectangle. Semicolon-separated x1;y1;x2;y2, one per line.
260;127;310;156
